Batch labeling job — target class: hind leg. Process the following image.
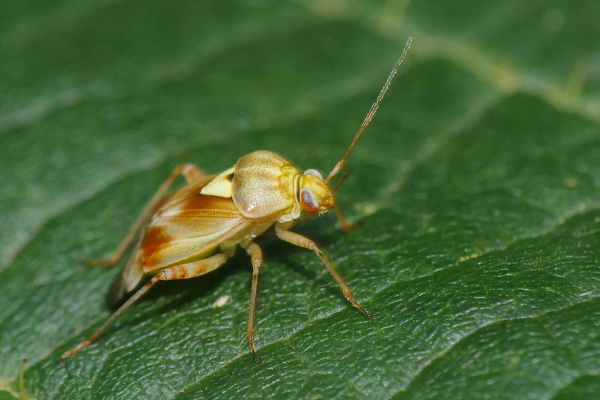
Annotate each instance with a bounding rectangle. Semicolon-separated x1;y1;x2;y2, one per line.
61;252;229;360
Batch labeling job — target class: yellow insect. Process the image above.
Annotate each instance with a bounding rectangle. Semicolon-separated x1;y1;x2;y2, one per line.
60;37;412;362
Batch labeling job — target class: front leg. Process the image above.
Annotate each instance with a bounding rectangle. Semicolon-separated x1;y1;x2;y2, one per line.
333;206;359;232
275;224;371;318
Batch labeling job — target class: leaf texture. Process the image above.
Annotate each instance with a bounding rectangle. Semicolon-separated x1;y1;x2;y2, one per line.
1;0;600;399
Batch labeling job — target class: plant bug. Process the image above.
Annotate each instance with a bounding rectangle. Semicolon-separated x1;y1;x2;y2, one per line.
60;37;412;362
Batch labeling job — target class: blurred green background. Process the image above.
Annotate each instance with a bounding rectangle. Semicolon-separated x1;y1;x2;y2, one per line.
1;0;600;399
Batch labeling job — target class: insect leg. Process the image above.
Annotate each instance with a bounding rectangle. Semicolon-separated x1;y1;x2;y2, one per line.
275;224;371;318
60;252;229;361
333;206;359;233
85;164;205;267
244;242;263;361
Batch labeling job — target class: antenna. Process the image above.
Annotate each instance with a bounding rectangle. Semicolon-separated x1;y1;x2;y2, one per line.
325;36;412;183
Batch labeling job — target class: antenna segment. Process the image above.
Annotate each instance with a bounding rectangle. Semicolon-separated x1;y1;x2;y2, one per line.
325;36;412;183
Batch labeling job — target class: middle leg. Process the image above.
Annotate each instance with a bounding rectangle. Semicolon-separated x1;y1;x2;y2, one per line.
244;242;263;361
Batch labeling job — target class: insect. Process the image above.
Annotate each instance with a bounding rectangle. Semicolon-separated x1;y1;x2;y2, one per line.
60;37;412;362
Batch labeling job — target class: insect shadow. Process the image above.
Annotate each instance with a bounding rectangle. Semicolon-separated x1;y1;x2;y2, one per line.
120;256;244;324
105;219;342;335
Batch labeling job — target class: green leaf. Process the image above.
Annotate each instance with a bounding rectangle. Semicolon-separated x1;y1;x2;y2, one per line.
2;0;600;399
0;391;18;400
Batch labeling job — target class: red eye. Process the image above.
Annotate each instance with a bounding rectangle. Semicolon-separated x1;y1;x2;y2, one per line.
300;188;319;213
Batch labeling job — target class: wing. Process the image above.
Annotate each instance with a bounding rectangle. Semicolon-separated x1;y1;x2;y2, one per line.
108;174;260;307
141;181;252;273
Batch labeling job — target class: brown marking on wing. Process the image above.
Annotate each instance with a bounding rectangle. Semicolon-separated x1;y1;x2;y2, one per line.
141;191;250;273
142;225;171;262
141;177;218;263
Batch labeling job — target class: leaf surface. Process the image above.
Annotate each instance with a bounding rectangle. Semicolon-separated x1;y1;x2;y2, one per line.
1;1;600;399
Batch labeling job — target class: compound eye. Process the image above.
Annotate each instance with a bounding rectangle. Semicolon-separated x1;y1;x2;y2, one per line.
303;169;323;179
300;188;319;213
